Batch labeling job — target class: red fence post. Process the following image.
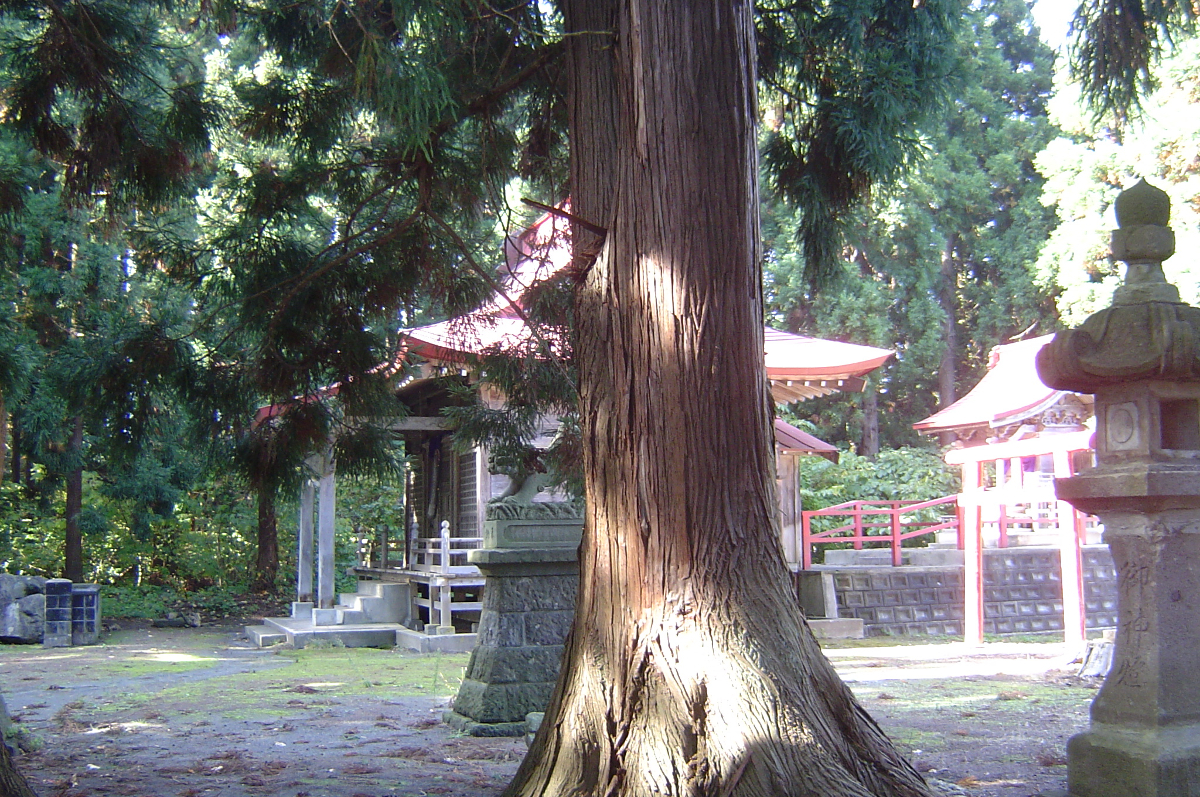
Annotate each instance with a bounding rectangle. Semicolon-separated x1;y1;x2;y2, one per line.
891;505;903;566
998;503;1009;549
802;512;812;569
957;502;966;550
852;505;863;550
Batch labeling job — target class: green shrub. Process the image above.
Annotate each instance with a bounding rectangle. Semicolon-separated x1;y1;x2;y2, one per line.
102;585;175;619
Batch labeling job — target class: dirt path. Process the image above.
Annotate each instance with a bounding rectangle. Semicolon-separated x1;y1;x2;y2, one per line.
4;629;1086;797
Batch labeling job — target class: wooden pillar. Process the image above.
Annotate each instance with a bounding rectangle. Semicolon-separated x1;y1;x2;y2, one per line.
1054;447;1086;647
317;453;337;610
297;478;316;603
778;453;800;568
962;461;985;646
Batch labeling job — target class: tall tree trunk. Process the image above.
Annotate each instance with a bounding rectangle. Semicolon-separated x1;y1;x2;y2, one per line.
0;392;6;485
253;484;279;593
860;387;880;459
937;234;959;447
0;739;38;797
11;420;20;486
506;2;930;796
64;415;84;583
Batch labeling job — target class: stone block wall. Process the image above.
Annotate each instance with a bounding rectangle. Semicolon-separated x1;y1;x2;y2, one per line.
822;546;1117;637
1082;547;1118;629
832;568;965;636
983;549;1064;635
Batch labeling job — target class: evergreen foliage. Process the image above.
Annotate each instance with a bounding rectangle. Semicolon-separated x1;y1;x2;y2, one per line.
764;0;1060;450
0;0;965;583
1036;33;1200;325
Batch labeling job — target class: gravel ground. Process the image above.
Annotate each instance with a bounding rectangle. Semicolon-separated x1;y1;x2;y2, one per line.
3;626;1090;797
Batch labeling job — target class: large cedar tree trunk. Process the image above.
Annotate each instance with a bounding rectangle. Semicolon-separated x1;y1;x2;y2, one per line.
0;739;37;797
505;2;931;796
64;415;84;583
253;485;279;593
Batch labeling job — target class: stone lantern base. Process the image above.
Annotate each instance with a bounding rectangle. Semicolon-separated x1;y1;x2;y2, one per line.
1069;725;1200;797
444;512;582;737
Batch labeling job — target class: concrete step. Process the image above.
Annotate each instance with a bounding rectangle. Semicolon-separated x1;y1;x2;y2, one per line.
245;625;288;647
336;609;368;625
336;582;412;624
262;614;411;649
395;627;478;653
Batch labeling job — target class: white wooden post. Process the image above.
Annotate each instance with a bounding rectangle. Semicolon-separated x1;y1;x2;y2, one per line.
297;479;315;604
1054;447;1086;647
437;520;454;632
317;452;337;610
962;461;985;646
779;454;800;568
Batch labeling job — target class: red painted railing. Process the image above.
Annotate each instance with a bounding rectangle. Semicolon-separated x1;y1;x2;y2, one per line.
800;496;962;568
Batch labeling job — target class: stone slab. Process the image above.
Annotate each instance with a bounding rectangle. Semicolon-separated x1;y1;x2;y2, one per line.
311;608;339;626
442;710;526;737
244;625;287;647
395;627;478;653
260;615;412;649
482;517;583;550
808;618;864;639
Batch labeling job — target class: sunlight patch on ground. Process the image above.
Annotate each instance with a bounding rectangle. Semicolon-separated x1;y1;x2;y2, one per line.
133;651;222;663
85;720;168;734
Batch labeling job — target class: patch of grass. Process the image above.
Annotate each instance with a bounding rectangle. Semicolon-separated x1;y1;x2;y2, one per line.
850;677;1093;718
887;728;946;751
822;636;965;649
87;649;470;721
982;633;1063;644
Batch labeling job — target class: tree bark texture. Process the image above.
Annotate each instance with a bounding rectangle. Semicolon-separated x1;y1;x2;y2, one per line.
860;387;880;460
254;485;279;593
505;2;931;796
936;234;959;447
0;392;7;485
10;420;19;485
64;415;84;583
0;739;37;797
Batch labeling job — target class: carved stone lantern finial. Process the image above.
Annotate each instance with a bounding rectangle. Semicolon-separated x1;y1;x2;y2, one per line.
1111;177;1180;306
1036;181;1200;797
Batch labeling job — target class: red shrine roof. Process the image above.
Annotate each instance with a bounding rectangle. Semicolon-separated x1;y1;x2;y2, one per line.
403;208;893;405
774;418;840;462
913;334;1070;434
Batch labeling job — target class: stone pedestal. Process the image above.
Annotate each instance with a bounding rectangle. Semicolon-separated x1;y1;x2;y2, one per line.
70;584;101;646
42;579;72;648
1038;179;1200;797
1059;509;1200;796
444;511;582;737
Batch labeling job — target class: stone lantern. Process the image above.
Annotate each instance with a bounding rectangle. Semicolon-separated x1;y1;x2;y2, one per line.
1037;179;1200;797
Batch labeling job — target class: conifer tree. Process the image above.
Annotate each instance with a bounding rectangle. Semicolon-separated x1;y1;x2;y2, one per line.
763;0;1060;450
1;1;962;794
